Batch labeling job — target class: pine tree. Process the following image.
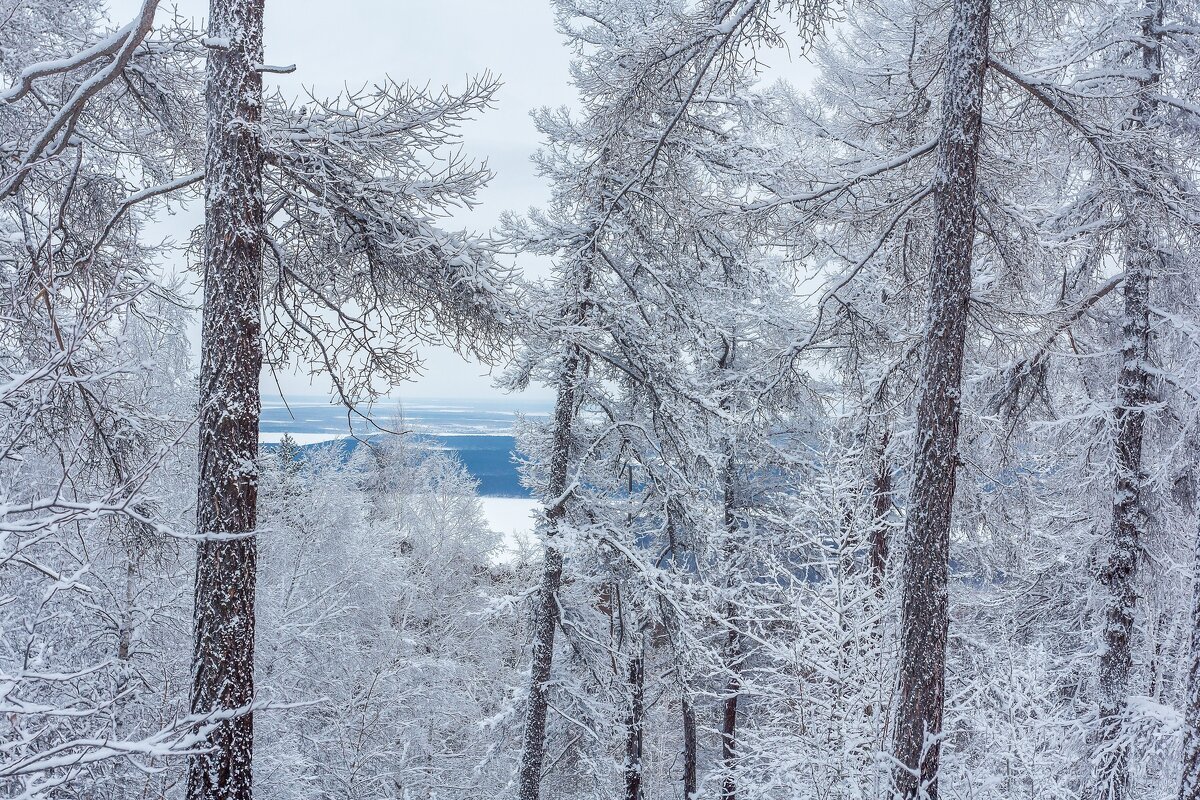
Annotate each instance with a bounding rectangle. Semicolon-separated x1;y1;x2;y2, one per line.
186;2;513;795
890;1;991;797
187;2;265;798
1094;4;1163;796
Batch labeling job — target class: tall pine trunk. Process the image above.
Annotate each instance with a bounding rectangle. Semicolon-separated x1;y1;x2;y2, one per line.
719;657;740;800
1095;5;1160;799
1094;229;1152;800
682;692;698;799
716;278;742;800
869;431;893;596
187;2;264;799
622;632;646;800
662;500;698;800
890;1;990;797
516;349;581;800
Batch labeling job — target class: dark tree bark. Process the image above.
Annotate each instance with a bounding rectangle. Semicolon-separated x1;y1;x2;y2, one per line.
682;692;698;800
622;634;645;800
719;658;740;800
516;349;581;800
1095;6;1161;800
890;1;990;798
869;431;893;596
187;2;264;799
661;500;698;800
1094;234;1152;800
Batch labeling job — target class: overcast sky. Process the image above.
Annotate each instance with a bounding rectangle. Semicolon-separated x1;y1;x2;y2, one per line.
106;1;813;403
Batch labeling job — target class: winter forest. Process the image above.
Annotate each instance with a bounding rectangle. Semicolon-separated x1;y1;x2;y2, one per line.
4;0;1200;798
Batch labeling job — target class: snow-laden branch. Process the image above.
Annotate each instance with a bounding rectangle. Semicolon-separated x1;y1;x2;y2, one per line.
0;0;164;199
0;0;159;105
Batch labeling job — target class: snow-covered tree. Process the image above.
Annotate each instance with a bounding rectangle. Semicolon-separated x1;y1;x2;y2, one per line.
254;434;523;800
0;3;203;796
187;1;514;796
502;4;830;800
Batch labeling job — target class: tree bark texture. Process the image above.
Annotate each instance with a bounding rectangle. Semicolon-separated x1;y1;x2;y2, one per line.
516;350;581;800
682;692;698;800
870;431;893;596
720;457;741;800
622;634;645;800
890;1;990;797
187;1;264;799
1179;505;1200;800
1096;5;1161;799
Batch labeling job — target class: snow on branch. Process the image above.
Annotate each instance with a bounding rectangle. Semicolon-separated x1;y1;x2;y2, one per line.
258;75;518;402
0;0;165;199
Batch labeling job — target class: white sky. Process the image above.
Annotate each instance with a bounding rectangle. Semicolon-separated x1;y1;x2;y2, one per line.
105;1;815;403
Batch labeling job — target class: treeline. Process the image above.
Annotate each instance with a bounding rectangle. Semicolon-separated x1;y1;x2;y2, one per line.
2;1;1200;800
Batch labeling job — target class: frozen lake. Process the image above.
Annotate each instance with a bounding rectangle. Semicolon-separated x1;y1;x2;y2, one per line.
260;396;551;441
260;396;548;540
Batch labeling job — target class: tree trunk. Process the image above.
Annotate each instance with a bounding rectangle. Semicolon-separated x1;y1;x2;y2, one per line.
869;431;893;597
1095;6;1160;799
516;350;581;800
188;2;264;799
1094;233;1152;800
719;660;740;800
661;501;698;800
890;1;990;798
622;633;645;800
682;692;698;800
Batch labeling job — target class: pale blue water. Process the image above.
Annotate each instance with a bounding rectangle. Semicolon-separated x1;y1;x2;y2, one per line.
260;397;550;497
